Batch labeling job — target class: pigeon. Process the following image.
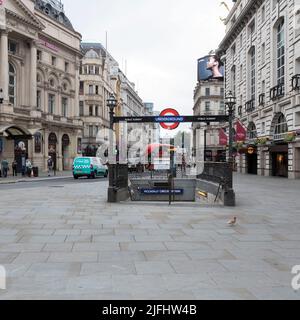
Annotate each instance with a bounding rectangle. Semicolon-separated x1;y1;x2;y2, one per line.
227;217;237;226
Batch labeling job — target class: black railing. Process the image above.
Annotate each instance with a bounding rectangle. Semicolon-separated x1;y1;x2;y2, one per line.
291;74;300;91
259;93;265;106
245;99;255;113
270;83;284;100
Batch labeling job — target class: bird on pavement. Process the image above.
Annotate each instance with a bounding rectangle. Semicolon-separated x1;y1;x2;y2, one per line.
228;217;237;226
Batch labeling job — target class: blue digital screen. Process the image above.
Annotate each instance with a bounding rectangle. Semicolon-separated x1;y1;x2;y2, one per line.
198;55;224;81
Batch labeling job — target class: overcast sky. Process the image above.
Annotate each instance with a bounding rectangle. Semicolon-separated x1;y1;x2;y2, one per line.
63;0;229;133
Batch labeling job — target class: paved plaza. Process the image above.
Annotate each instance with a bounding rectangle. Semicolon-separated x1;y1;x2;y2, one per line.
0;174;300;300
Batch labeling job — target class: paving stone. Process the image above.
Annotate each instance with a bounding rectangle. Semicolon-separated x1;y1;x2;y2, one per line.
25;263;81;278
81;262;136;275
135;261;175;274
48;252;98;263
99;251;146;262
73;242;120;252
13;252;50;264
120;242;166;251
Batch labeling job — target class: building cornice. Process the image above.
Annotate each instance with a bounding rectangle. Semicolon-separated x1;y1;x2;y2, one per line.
7;0;45;30
218;0;264;52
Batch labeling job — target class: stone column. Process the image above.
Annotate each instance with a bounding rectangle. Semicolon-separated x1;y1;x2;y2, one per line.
57;131;63;172
30;41;37;109
0;29;9;102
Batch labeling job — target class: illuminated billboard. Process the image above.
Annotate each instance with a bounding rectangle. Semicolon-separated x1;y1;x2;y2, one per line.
197;54;224;81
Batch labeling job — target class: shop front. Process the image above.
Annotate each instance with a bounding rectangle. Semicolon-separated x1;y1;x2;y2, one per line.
270;144;289;178
246;145;258;175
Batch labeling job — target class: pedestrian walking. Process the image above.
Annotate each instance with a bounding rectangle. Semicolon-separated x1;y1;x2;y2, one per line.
47;156;53;177
1;158;9;178
12;159;18;177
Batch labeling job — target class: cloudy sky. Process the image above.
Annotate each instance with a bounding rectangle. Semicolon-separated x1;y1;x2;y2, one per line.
63;0;229;122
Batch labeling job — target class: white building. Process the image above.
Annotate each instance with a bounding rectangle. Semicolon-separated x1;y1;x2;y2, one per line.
219;0;300;179
79;42;118;156
0;0;83;173
193;79;226;162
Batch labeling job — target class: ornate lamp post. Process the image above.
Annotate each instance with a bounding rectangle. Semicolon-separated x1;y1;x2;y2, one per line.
224;91;236;206
225;91;236;165
107;93;117;202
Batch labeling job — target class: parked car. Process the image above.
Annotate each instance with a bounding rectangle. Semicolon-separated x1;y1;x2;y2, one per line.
73;157;108;179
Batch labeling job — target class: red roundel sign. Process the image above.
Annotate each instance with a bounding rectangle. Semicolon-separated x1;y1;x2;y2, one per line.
160;108;180;130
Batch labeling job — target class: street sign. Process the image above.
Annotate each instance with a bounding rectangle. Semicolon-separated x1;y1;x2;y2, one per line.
159;108;180;130
113;115;229;124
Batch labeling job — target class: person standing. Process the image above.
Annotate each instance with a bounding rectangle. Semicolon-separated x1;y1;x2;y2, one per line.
1;158;9;178
47;156;53;177
12;159;18;177
25;159;32;177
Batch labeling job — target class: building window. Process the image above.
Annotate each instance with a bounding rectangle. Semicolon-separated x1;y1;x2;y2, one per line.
248;20;255;38
95;66;99;74
79;101;84;116
79;81;84;95
89;125;93;137
247;122;257;140
51;56;56;66
89;105;93;116
37;50;42;61
220;101;225;111
239;34;243;48
275;113;288;135
8;40;18;54
261;43;266;65
8;63;16;106
95;106;99;116
37;90;41;109
231;43;236;56
65;62;69;72
231;65;236;95
220;87;224;97
89;85;93;95
34;132;42;153
205;101;210;112
249;47;256;101
48;94;55;114
276;19;285;86
261;122;265;134
62;97;68;117
261;6;265;23
239;64;243;82
95;85;99;95
205;88;210;96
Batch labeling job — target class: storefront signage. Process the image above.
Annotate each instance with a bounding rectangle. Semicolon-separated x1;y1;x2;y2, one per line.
248;147;255;155
140;189;184;195
159;108;181;130
38;38;59;52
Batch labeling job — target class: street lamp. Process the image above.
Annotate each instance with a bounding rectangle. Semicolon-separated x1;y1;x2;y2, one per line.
107;93;117;130
225;91;236;164
106;93;117;203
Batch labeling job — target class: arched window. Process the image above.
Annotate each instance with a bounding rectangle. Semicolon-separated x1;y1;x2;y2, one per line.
276;19;285;86
247;122;257;140
275;113;288;135
9;63;16;105
249;47;256;101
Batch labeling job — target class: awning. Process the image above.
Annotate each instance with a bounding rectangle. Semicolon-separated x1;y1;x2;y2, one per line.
0;125;33;139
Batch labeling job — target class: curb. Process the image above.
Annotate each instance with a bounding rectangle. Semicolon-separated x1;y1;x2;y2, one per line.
0;176;73;185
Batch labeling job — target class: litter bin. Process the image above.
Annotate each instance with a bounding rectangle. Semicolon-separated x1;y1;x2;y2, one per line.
32;167;39;177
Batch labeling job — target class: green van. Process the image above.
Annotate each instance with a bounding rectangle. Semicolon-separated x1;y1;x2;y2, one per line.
73;157;108;179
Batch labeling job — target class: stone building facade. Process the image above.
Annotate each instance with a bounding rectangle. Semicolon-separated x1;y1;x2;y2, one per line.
193;79;226;162
219;0;300;179
79;43;118;156
0;0;83;173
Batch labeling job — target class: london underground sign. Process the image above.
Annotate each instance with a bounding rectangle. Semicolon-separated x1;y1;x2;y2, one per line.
158;108;181;130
